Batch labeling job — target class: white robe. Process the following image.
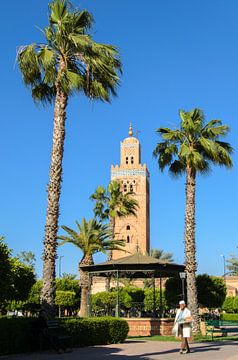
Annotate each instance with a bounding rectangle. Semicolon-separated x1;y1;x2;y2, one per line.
174;307;192;338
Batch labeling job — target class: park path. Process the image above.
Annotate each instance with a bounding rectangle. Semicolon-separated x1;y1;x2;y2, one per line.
1;340;238;360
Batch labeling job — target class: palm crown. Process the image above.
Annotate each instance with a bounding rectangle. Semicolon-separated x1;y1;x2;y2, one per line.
91;180;138;222
153;108;233;175
58;218;124;260
18;0;121;103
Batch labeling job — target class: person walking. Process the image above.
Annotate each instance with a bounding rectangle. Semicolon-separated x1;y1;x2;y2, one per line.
173;300;192;354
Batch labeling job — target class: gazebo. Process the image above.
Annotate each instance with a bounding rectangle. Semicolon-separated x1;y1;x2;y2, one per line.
80;253;185;318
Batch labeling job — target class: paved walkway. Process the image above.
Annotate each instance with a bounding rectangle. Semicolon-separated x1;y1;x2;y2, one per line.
1;340;238;360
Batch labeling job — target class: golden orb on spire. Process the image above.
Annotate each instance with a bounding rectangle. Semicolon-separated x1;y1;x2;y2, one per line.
128;123;133;137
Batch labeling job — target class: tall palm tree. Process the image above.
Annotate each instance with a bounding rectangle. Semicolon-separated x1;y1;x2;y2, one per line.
58;218;124;317
150;248;174;263
153;108;233;333
17;0;121;316
91;180;139;260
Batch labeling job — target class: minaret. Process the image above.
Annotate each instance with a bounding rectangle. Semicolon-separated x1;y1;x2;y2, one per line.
111;124;150;259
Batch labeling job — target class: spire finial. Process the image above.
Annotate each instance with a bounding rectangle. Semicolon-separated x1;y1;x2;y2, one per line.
128;123;133;137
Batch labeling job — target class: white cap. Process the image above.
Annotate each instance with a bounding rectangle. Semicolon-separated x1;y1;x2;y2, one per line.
179;300;185;305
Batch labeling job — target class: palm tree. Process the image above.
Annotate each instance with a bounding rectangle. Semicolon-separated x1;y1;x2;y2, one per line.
58;218;124;317
153;108;233;333
150;248;174;263
91;180;138;291
226;252;238;275
91;180;139;260
17;0;121;316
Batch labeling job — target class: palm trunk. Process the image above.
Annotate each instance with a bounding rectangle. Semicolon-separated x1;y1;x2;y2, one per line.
105;217;115;291
184;166;200;333
41;63;68;317
79;255;93;317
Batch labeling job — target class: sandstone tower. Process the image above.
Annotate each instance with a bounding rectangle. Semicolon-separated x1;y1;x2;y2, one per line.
111;124;150;259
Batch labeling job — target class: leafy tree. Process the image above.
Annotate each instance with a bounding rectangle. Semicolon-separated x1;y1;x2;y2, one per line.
92;291;116;315
24;280;43;313
126;287;145;303
55;290;76;308
8;258;36;302
164;277;185;308
153;108;233;332
144;288;167;314
56;275;80;295
58;218;124;317
222;297;236;313
16;251;36;269
18;0;121;316
149;248;174;262
196;274;226;309
0;237;11;305
226;253;238;275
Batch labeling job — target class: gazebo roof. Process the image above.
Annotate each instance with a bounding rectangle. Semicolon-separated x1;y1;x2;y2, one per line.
80;253;185;278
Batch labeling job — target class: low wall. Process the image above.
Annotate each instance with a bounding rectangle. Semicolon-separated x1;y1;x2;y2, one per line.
126;318;174;337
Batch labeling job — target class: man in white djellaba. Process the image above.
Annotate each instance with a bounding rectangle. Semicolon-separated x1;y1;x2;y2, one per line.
173;300;192;354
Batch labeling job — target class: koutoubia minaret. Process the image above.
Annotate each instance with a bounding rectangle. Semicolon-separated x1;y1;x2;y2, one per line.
111;124;150;259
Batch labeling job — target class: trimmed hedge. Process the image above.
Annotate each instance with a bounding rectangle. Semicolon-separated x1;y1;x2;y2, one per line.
61;317;128;346
221;313;238;321
0;316;129;355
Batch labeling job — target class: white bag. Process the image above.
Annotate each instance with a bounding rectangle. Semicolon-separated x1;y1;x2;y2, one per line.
172;322;178;335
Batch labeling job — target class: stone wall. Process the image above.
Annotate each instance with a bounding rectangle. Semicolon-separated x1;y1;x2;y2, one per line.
126;318;174;337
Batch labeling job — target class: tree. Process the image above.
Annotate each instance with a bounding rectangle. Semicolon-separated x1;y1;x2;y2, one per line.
58;218;124;317
16;251;36;269
24;280;43;314
55;290;77;313
18;0;121;316
164;277;185;308
226;253;238;275
0;237;11;306
92;291;117;316
153;108;233;333
223;297;238;313
144;288;167;314
91;180;138;260
196;274;226;309
8;258;36;302
150;248;174;263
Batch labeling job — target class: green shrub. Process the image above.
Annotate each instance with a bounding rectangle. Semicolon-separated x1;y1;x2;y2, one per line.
0;316;129;355
0;317;39;355
221;313;238;321
61;317;128;346
222;297;237;313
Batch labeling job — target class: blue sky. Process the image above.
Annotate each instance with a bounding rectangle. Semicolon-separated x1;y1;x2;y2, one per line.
1;0;238;278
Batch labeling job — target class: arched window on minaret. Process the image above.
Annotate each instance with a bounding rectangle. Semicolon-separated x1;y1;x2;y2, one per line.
126;156;129;164
131;156;134;164
126;225;130;230
123;184;127;192
130;184;133;192
127;235;130;243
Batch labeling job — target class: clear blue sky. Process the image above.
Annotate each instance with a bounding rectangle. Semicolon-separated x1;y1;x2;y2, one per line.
1;0;237;278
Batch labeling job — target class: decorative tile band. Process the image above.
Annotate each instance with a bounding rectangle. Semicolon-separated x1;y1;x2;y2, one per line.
121;143;138;148
111;169;147;177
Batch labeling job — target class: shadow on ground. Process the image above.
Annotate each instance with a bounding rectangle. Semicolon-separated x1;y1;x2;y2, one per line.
2;340;238;359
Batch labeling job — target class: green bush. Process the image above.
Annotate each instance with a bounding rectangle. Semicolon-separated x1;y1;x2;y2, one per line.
222;296;238;313
221;313;238;321
0;316;129;355
61;317;128;346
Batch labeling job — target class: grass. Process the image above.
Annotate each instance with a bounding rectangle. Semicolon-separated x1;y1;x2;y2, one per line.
128;335;179;342
128;334;238;342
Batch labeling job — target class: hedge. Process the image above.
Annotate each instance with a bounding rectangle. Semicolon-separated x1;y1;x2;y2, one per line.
0;316;129;355
221;313;238;321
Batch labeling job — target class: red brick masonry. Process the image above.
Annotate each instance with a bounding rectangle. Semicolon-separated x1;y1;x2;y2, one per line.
126;318;174;337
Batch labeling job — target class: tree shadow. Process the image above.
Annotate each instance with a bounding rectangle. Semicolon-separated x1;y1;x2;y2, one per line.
3;340;238;359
